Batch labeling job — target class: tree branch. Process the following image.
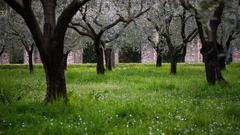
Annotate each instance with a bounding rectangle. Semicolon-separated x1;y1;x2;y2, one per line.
55;0;91;41
0;44;5;57
3;0;24;15
184;29;198;43
68;25;93;38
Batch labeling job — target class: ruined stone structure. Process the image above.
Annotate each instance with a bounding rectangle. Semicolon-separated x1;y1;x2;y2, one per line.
141;44;157;64
0;52;9;64
1;41;240;65
141;38;203;64
232;47;240;62
114;49;119;64
67;50;83;64
185;38;203;63
23;48;83;64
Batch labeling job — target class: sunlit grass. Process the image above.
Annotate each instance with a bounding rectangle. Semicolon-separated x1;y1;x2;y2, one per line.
0;63;240;134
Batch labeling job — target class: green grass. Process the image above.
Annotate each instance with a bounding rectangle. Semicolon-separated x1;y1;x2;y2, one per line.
0;63;240;135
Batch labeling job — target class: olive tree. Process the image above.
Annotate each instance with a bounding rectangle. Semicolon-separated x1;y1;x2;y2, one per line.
180;0;227;84
147;0;198;74
3;0;90;103
69;0;150;74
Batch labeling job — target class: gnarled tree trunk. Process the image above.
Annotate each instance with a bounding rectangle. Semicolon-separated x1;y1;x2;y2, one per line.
94;41;105;74
181;45;187;62
170;54;177;74
44;56;67;102
208;1;226;83
42;40;67;102
201;42;218;84
217;43;226;70
105;48;114;71
225;32;234;65
0;45;5;57
63;51;70;70
156;51;162;67
28;51;34;74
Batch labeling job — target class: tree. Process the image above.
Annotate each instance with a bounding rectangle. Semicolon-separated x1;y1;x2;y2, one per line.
217;1;240;68
63;29;83;70
180;0;227;85
8;17;35;73
69;0;150;74
3;0;90;103
147;1;198;74
147;34;164;67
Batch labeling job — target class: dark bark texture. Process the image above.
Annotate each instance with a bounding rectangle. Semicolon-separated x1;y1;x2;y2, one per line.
156;52;162;67
105;48;114;71
170;56;177;74
0;45;5;57
27;45;34;74
95;41;105;74
217;43;226;70
63;51;70;70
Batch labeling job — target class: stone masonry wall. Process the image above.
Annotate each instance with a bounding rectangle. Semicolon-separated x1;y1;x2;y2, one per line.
232;47;240;62
141;44;157;64
3;42;240;65
67;49;83;64
0;52;9;64
185;38;203;63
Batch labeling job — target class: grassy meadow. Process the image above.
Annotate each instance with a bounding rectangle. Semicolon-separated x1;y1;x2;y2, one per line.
0;63;240;135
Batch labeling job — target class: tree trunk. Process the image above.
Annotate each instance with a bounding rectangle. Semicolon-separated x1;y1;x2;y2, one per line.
217;43;226;70
105;48;113;71
156;51;162;67
202;41;226;85
44;64;67;103
218;57;226;70
202;44;218;85
226;46;233;64
28;51;34;74
204;62;217;85
181;45;187;62
95;42;105;74
208;1;226;83
0;46;5;57
170;55;177;74
225;33;234;65
43;51;67;103
200;1;226;84
112;49;116;68
63;52;69;70
63;55;68;70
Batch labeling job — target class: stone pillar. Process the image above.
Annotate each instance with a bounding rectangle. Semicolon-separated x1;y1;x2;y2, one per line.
141;44;157;64
232;47;240;62
33;48;42;64
114;49;119;64
67;49;83;64
0;52;10;64
185;38;203;64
